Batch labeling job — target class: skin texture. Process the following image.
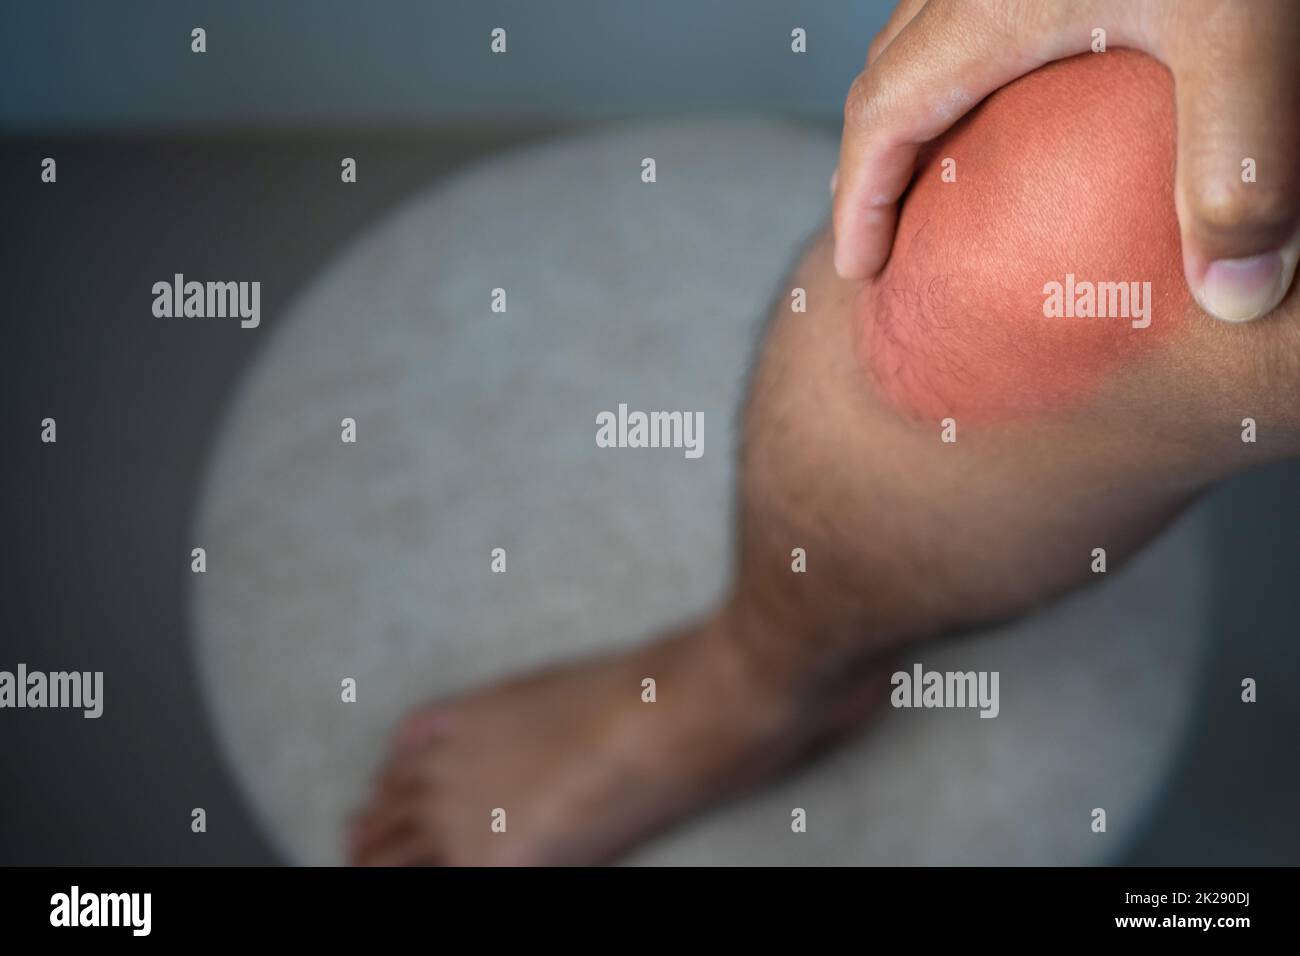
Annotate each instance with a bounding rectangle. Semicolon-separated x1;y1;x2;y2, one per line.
350;50;1300;866
862;50;1189;423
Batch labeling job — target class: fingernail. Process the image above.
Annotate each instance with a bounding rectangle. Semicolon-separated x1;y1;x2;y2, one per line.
829;168;839;196
1196;252;1286;323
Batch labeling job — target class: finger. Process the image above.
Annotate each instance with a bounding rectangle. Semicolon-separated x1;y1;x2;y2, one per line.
831;0;930;194
833;0;1139;280
866;0;929;67
1161;2;1300;322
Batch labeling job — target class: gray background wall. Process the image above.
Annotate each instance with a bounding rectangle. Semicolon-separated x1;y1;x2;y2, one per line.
0;0;886;132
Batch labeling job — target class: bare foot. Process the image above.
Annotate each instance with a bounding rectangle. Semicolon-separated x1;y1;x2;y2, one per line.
349;615;888;866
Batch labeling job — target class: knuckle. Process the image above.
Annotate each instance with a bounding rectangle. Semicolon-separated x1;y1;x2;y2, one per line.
968;0;1023;34
843;71;874;127
1186;178;1297;239
843;69;891;129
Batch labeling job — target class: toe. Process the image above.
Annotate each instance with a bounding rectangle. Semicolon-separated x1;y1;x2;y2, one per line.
353;799;449;867
374;755;425;799
392;707;453;753
364;830;445;867
350;798;418;865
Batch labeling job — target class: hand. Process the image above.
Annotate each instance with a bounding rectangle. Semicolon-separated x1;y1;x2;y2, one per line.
832;0;1300;323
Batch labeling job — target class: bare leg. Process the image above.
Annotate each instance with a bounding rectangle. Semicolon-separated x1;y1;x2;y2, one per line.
350;51;1300;866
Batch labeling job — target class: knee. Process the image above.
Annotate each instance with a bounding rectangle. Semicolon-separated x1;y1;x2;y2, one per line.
858;50;1190;424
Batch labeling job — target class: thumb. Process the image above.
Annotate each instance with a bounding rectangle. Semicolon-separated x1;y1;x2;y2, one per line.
1169;32;1300;323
